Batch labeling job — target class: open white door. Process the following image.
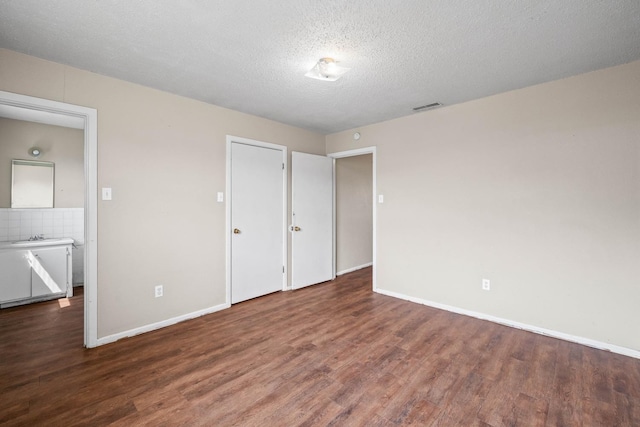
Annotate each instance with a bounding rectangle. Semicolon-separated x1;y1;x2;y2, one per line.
291;152;334;289
230;142;285;303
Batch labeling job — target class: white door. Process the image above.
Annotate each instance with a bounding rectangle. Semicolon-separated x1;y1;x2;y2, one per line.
231;142;284;303
291;152;334;289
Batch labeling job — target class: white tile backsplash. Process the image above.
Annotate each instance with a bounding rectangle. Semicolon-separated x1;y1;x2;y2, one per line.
0;208;85;244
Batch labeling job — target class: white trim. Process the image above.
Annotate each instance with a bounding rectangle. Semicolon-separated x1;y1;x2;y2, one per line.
375;287;640;360
327;147;377;291
225;135;288;306
84;104;98;348
337;262;373;276
0;90;98;348
328;147;377;158
96;303;230;346
332;158;337;279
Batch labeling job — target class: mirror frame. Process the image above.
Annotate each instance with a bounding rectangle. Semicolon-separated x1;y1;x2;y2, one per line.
11;159;55;208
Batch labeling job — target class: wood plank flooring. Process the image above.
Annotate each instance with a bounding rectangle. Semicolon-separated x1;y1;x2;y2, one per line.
1;267;639;426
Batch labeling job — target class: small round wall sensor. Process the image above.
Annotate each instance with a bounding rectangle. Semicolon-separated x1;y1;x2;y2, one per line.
29;147;41;158
353;132;361;141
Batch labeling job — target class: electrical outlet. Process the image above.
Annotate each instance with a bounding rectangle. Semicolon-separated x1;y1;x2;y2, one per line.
482;279;491;291
155;285;163;298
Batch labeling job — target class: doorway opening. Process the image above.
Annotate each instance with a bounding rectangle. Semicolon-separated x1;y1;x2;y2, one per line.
328;147;377;291
0;91;98;347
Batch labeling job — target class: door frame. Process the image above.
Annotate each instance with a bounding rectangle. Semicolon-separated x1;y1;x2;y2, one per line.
226;135;288;305
0;90;99;347
327;147;377;291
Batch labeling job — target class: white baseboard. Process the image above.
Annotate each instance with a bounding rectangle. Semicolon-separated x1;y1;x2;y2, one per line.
375;288;640;360
96;302;230;347
337;262;373;276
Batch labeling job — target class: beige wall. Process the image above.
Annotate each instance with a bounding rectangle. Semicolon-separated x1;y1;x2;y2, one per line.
335;155;372;273
327;60;640;352
0;118;84;208
0;48;325;338
3;46;640;353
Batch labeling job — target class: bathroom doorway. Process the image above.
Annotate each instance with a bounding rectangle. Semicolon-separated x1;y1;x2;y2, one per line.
0;90;98;347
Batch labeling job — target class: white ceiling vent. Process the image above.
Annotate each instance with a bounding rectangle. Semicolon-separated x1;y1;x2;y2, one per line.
412;102;442;112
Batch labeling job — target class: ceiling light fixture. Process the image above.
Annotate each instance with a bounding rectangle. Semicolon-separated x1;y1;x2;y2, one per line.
305;57;350;81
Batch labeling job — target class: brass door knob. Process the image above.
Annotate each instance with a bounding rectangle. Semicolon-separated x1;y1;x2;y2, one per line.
233;228;241;234
294;226;301;231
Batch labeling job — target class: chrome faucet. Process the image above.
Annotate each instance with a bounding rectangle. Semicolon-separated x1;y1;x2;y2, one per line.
28;234;45;241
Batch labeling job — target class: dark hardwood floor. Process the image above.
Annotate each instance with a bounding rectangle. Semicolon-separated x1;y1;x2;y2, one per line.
1;267;639;426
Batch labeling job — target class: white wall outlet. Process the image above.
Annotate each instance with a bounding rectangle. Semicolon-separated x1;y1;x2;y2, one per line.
482;279;491;291
155;285;163;298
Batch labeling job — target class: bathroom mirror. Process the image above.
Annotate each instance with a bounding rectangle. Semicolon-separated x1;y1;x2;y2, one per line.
11;159;55;208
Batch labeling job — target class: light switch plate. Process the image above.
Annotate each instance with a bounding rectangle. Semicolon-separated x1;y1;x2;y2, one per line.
378;194;384;203
217;192;224;202
102;187;112;201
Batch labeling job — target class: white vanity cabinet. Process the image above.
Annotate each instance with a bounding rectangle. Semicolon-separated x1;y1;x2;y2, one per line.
0;238;73;308
31;246;70;297
0;249;32;302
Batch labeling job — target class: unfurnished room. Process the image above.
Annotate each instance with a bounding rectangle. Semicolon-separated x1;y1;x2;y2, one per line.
1;1;640;425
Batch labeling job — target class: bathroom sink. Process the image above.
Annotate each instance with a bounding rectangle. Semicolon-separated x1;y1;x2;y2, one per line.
0;238;75;249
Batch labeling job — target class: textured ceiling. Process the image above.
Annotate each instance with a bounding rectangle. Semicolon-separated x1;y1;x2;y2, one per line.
1;1;639;134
